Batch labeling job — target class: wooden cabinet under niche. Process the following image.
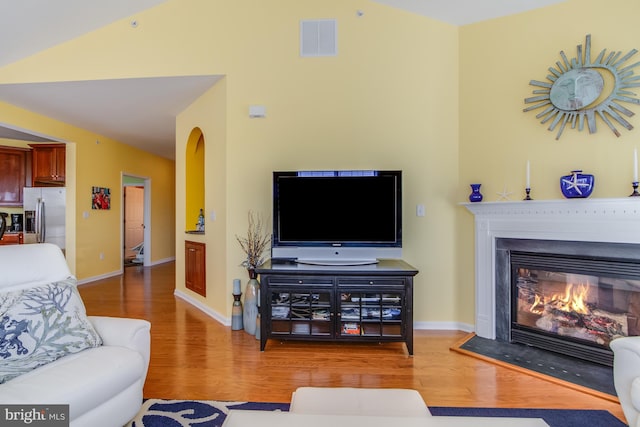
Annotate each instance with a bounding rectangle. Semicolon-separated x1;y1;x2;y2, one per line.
185;241;206;297
256;259;418;355
29;143;65;186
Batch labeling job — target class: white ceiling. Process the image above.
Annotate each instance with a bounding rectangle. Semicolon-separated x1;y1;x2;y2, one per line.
0;76;221;159
0;0;564;159
371;0;565;26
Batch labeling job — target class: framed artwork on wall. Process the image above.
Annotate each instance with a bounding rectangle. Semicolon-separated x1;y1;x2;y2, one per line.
92;186;111;210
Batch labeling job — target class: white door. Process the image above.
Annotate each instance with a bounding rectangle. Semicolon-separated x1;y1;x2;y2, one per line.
124;186;144;260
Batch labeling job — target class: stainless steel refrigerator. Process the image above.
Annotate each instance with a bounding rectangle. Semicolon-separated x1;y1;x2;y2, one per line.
23;187;66;250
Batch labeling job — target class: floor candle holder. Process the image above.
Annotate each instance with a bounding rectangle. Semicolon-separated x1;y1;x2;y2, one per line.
231;292;243;330
631;182;640;197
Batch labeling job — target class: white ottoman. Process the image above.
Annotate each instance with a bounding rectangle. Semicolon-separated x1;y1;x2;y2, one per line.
289;387;432;417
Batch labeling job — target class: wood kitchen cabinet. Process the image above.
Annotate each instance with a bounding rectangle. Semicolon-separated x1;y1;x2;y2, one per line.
185;241;206;297
29;143;66;186
0;146;29;206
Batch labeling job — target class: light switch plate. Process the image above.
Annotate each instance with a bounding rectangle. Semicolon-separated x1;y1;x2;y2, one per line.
249;105;266;118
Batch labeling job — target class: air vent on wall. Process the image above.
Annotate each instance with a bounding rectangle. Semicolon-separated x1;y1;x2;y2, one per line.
300;19;337;57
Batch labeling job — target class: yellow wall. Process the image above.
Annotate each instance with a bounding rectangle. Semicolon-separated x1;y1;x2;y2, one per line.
74;133;175;279
10;0;632;327
0;0;636;328
457;0;640;324
0;0;460;322
0;100;175;281
1;0;572;328
175;1;460;320
177;79;228;313
9;0;631;328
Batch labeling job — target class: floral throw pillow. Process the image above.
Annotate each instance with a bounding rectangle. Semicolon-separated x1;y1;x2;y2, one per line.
0;279;103;384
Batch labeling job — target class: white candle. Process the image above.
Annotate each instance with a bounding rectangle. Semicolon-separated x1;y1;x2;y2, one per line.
526;160;530;189
634;148;638;183
233;279;241;295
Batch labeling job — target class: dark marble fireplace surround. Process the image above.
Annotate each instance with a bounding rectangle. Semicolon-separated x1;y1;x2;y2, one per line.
495;238;640;365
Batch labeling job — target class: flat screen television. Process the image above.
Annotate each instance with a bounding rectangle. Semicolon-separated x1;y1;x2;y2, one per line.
272;170;402;265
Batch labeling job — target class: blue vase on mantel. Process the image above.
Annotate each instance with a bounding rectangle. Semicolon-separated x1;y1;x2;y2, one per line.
560;170;594;199
469;184;483;202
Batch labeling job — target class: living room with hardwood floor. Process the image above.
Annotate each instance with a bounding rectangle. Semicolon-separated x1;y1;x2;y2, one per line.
77;262;626;423
2;1;639;424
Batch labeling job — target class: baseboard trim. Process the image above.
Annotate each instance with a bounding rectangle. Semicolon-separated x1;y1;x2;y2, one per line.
78;257;176;285
174;289;230;326
150;256;175;266
77;269;123;285
414;321;474;332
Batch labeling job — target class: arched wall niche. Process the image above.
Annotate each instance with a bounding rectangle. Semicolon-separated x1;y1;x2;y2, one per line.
185;127;205;231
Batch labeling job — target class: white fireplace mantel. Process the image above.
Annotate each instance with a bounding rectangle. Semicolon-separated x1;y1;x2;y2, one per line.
463;198;640;340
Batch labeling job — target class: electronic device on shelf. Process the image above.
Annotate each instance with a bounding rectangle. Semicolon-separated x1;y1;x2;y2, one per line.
271;170;402;265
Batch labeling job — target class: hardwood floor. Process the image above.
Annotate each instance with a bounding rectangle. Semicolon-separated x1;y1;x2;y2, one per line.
78;261;626;423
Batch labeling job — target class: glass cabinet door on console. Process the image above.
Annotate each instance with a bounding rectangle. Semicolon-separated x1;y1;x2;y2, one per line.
339;292;404;338
265;276;334;339
270;290;333;337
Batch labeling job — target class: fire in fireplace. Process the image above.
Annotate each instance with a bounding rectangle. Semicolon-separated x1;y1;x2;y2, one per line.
510;251;640;366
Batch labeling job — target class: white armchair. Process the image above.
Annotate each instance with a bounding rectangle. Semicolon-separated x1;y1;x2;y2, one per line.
0;243;150;427
611;336;640;427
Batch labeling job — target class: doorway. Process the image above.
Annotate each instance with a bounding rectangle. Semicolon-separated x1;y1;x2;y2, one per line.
123;174;151;267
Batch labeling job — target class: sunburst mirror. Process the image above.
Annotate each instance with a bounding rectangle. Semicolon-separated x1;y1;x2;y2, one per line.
524;34;640;139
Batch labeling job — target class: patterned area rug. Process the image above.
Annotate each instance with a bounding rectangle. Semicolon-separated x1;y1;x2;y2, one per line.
127;399;626;427
126;399;289;427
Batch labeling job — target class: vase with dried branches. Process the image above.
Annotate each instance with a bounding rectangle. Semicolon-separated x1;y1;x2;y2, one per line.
235;211;270;336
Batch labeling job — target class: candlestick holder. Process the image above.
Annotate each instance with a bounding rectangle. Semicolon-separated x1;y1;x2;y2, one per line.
631;182;640;197
231;292;243;330
523;187;532;200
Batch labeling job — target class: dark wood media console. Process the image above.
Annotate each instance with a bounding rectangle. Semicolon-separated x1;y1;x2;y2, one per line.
256;259;418;355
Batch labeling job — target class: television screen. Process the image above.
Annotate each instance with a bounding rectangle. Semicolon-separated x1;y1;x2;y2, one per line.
272;170;402;261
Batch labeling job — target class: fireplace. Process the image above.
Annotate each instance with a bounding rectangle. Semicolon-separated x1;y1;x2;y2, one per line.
506;247;640;366
464;198;640;366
